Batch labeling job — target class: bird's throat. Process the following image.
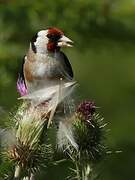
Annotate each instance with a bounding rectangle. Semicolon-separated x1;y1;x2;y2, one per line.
47;42;60;52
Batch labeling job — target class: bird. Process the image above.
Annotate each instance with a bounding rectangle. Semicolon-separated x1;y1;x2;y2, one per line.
17;27;74;96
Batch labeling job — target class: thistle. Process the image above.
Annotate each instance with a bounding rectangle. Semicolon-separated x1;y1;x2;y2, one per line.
1;104;53;179
16;77;27;96
76;100;96;121
57;100;107;180
1;80;76;179
74;100;105;162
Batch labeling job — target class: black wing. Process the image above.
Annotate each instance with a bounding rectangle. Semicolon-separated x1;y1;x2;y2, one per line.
59;51;74;80
18;55;26;85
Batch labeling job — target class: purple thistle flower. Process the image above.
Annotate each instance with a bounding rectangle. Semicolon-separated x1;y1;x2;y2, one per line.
17;77;27;96
76;100;96;120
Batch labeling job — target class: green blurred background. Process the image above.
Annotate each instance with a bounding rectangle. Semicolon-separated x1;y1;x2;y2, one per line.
0;0;135;179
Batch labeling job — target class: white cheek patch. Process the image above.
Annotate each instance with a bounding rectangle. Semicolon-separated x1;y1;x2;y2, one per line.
34;30;49;54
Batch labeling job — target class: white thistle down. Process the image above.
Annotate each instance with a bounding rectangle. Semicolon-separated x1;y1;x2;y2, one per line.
18;81;77;107
19;81;77;127
57;119;78;151
0;128;16;148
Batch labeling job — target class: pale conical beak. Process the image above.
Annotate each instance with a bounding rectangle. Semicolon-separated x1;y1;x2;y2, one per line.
57;35;73;47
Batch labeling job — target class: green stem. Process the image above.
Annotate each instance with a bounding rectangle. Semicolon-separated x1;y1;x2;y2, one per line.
75;161;81;180
82;164;92;180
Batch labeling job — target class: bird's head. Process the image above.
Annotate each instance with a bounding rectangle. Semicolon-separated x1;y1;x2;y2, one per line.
30;27;73;53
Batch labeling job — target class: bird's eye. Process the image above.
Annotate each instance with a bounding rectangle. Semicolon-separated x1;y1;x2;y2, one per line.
47;34;61;41
47;34;53;39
